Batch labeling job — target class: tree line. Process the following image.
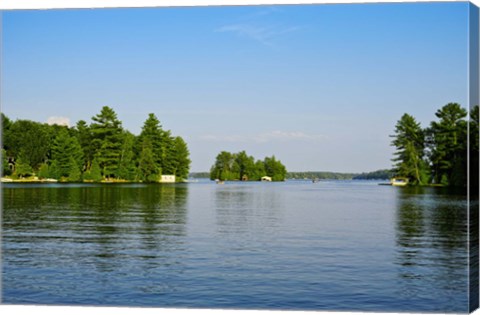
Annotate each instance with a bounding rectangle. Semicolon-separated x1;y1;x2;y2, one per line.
391;103;479;187
210;151;287;181
2;106;191;182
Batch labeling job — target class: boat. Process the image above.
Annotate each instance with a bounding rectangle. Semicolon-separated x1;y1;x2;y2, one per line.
390;177;408;186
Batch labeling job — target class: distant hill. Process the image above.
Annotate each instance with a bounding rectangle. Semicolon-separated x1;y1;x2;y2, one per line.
352;169;393;180
190;169;392;180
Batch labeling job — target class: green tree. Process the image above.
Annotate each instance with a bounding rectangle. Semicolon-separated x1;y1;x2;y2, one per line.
83;158;103;182
51;129;84;179
4;120;51;170
210;151;235;180
252;160;266;180
90;106;124;178
67;157;82;182
138;113;163;166
138;139;160;182
172;136;191;180
75;120;94;169
2;149;11;176
117;132;138;181
391;113;429;185
263;155;287;181
470;105;479;191
234;151;256;180
38;163;50;179
13;154;34;178
427;103;468;186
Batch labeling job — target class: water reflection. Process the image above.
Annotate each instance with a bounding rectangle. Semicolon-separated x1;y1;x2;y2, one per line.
2;184;189;300
394;186;468;310
214;183;283;235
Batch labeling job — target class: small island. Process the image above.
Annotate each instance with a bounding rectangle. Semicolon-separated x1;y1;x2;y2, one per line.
209;150;287;182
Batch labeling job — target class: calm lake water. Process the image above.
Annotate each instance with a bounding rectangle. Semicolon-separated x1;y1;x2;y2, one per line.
1;180;470;312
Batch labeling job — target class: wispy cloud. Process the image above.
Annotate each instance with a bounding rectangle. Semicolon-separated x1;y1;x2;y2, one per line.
216;24;301;46
199;130;327;143
47;116;70;127
215;8;301;46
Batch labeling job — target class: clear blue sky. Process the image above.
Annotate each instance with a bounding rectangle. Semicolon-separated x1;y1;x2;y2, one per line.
1;2;470;172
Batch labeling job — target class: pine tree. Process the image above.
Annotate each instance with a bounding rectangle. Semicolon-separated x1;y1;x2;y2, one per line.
75;120;94;169
38;163;50;179
14;154;34;178
138;113;163;168
427;103;468;186
51;129;84;178
67;157;82;182
90;106;123;178
138;139;160;182
117;132;137;181
172;136;191;180
391;113;429;185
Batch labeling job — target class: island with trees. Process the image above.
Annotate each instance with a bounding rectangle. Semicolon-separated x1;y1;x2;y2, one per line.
1;106;191;183
391;103;479;187
209;150;287;181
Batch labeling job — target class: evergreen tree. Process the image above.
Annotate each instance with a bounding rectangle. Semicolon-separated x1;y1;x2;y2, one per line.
83;158;103;182
427;103;468;186
391;113;429;185
90;106;123;178
117;132;138;181
51;129;84;178
138;139;160;182
67;157;82;182
38;163;50;179
470;105;479;191
161;130;176;174
75;120;94;169
13;154;34;178
138;113;163;168
49;160;60;180
172;136;191;180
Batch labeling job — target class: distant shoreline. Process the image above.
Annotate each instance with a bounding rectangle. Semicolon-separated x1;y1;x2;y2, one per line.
189;169;393;181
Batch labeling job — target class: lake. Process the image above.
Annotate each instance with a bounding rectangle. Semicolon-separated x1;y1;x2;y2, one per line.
1;180;471;312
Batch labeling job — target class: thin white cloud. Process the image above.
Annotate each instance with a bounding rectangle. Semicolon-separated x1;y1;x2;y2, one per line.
47;116;70;127
216;24;272;45
215;24;301;46
199;130;327;143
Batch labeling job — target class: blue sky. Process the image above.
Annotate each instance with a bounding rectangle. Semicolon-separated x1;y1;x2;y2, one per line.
1;2;470;172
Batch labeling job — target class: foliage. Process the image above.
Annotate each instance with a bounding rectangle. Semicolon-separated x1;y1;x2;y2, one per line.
117;132;138;181
38;163;50;179
2;149;11;176
138;139;161;182
13;154;34;178
391;103;470;187
4;119;51;169
470;105;479;192
172;136;191;180
1;108;190;183
51;129;84;179
426;103;468;186
90;106;124;178
210;151;287;181
352;169;394;180
391;113;429;185
83;158;103;182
